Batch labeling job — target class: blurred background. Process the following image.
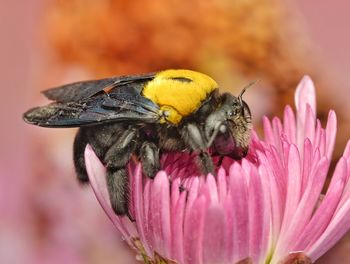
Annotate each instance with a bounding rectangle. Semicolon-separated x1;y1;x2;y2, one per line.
1;0;349;263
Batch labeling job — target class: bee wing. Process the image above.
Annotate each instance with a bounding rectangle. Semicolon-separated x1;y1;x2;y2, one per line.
42;73;155;103
23;92;160;128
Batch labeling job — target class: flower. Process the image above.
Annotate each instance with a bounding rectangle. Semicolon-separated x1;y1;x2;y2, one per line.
84;76;350;264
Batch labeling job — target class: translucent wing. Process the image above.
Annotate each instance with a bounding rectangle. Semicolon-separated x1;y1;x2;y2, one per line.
42;73;155;103
24;74;160;127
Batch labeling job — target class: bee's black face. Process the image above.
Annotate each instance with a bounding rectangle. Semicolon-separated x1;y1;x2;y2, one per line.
205;93;252;159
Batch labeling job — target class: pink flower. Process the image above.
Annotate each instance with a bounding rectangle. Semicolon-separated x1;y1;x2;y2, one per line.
84;76;350;264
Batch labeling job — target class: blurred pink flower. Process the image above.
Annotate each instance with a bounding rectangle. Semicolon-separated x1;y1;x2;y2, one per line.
84;76;350;264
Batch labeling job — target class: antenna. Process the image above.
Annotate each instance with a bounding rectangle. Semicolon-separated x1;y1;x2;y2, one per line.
238;80;259;105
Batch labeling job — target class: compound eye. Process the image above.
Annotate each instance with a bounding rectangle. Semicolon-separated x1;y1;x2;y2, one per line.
227;108;240;118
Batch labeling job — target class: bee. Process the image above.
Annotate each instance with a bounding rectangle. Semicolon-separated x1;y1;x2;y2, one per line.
23;69;252;217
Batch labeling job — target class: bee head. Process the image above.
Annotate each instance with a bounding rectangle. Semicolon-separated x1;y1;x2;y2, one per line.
205;85;252;159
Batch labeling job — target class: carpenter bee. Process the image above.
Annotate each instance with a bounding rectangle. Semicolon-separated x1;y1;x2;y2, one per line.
23;69;252;216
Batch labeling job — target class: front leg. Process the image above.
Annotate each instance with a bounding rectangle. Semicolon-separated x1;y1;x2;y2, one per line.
104;127;138;216
181;123;215;176
139;141;160;179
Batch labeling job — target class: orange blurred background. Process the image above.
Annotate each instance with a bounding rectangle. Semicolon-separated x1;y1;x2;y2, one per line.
1;0;349;263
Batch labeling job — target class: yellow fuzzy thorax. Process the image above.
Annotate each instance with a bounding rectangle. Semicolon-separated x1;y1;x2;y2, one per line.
142;69;218;124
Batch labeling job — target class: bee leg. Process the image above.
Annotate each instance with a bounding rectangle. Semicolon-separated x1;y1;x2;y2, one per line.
198;151;215;176
104;128;138;217
73;128;90;183
73;126;110;183
139;141;160;179
181;123;215;176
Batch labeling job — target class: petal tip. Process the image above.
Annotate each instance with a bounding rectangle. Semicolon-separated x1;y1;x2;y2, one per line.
295;75;316;112
301;75;313;84
328;110;337;120
84;143;93;155
299;75;315;91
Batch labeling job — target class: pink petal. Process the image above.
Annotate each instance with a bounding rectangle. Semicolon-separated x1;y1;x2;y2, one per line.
318;129;326;158
257;148;286;217
229;163;249;262
259;163;282;243
143;179;154;252
250;130;267;153
295;76;316;149
224;193;235;262
184;177;200;221
258;165;272;253
303;105;316;144
272;117;283;154
241;159;252;183
301;139;312;193
132;164;152;255
327;157;348;191
307;199;350;261
272;144;302;260
294;176;345;251
202;204;226;264
310;149;321;177
313;120;322;153
171;191;186;263
84;145;130;239
205;174;219;203
344;140;350;159
217;168;227;203
295;75;316;117
285;157;329;251
184;195;207;264
149;172;171;257
283;105;296;144
248;166;270;263
281;144;302;225
263;116;274;147
325;110;337;161
333;158;349;211
270;147;287;194
171;178;181;210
